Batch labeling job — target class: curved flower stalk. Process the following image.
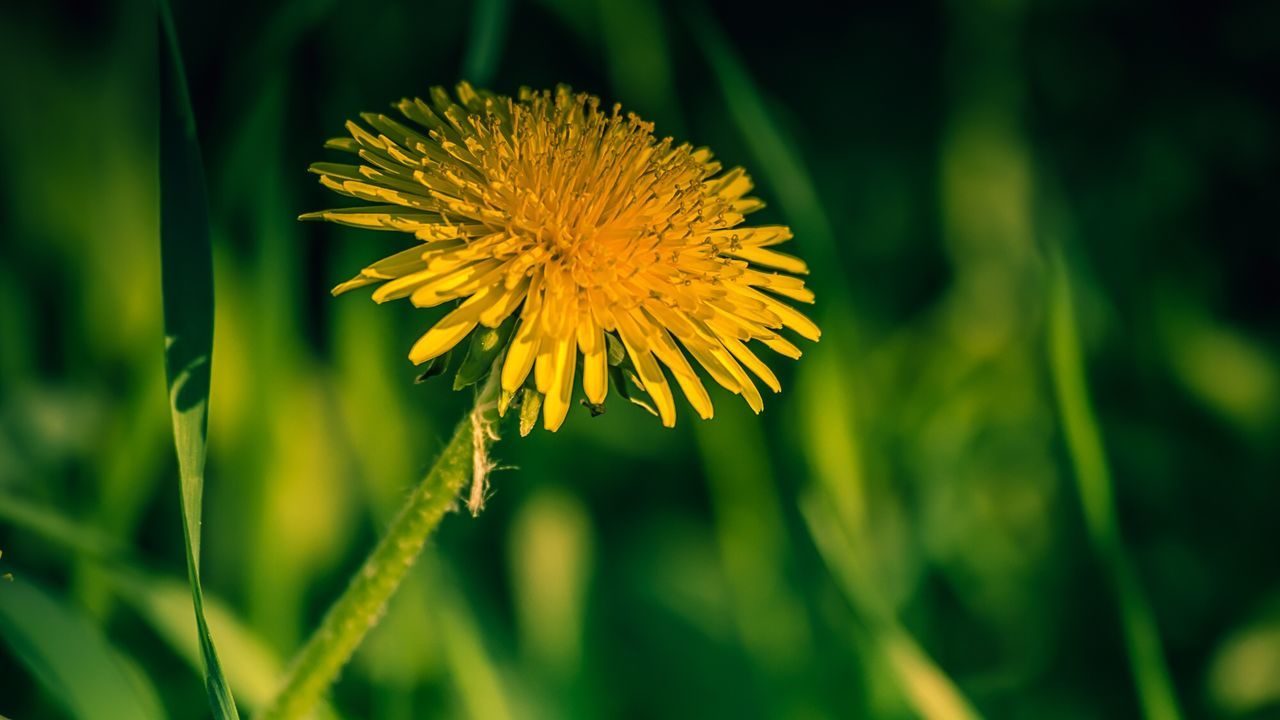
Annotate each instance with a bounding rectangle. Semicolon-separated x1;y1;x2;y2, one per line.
263;84;819;719
258;370;501;720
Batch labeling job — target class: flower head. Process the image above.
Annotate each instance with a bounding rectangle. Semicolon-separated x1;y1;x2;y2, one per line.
305;83;819;432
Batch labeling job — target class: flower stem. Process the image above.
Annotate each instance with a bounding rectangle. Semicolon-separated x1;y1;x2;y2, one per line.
257;373;501;720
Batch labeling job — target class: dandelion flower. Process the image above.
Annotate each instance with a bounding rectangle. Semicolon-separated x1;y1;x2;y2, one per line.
304;83;819;432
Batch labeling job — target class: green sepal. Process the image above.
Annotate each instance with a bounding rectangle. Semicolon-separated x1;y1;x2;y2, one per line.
415;348;454;383
498;388;516;416
453;314;517;390
608;364;658;417
605;331;626;366
518;387;543;436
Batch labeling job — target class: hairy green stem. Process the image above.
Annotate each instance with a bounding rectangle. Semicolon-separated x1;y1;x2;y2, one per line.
257;374;501;720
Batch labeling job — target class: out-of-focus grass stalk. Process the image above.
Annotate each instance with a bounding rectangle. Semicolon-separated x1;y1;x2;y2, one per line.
0;489;337;718
693;8;980;717
70;0;171;614
802;496;981;720
257;372;501;720
462;0;509;86
0;577;167;720
508;489;593;685
691;5;866;557
219;71;350;655
695;409;814;674
431;558;517;720
1046;245;1183;720
598;0;683;135
690;6;841;290
0;491;125;562
618;6;813;712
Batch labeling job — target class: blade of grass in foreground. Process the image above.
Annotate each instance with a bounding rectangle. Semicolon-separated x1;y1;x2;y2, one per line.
1046;244;1183;720
0;577;166;720
158;2;241;717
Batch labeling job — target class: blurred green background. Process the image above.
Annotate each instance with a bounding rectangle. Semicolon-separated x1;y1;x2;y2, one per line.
2;0;1279;718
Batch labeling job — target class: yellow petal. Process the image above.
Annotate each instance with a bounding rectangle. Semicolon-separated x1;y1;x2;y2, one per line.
299;205;442;231
674;333;741;395
616;313;676;427
711;166;752;200
331;275;378;296
709;225;793;248
760;333;802;360
500;277;543;392
689;323;762;413
408;284;502;363
542;333;577;431
721;347;763;414
721;336;781;393
477;277;530;327
409;310;476;364
729;246;809;275
643;315;713;420
751;289;822;341
577;316;608;404
364;242;434;276
404;259;505;307
534;333;555;394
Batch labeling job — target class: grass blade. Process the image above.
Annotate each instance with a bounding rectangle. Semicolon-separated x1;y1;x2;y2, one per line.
694;406;816;711
461;0;510;86
802;496;982;720
692;9;982;717
158;2;241;717
0;577;166;720
112;573;340;719
0;491;335;717
598;0;683;134
1046;244;1183;720
0;490;125;562
688;5;842;294
689;2;867;506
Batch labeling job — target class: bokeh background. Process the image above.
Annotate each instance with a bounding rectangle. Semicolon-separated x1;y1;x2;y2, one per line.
2;0;1279;718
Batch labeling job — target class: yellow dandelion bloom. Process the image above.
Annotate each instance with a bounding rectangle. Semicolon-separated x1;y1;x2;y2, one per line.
304;83;819;432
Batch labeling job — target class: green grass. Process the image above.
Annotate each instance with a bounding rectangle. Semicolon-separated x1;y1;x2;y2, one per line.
158;2;240;716
1047;244;1183;720
0;578;166;720
1;0;1276;718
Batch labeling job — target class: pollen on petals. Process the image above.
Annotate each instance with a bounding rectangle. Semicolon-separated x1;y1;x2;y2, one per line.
307;83;820;431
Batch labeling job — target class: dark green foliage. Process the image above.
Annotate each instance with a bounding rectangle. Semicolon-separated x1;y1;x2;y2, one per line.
1;0;1277;718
